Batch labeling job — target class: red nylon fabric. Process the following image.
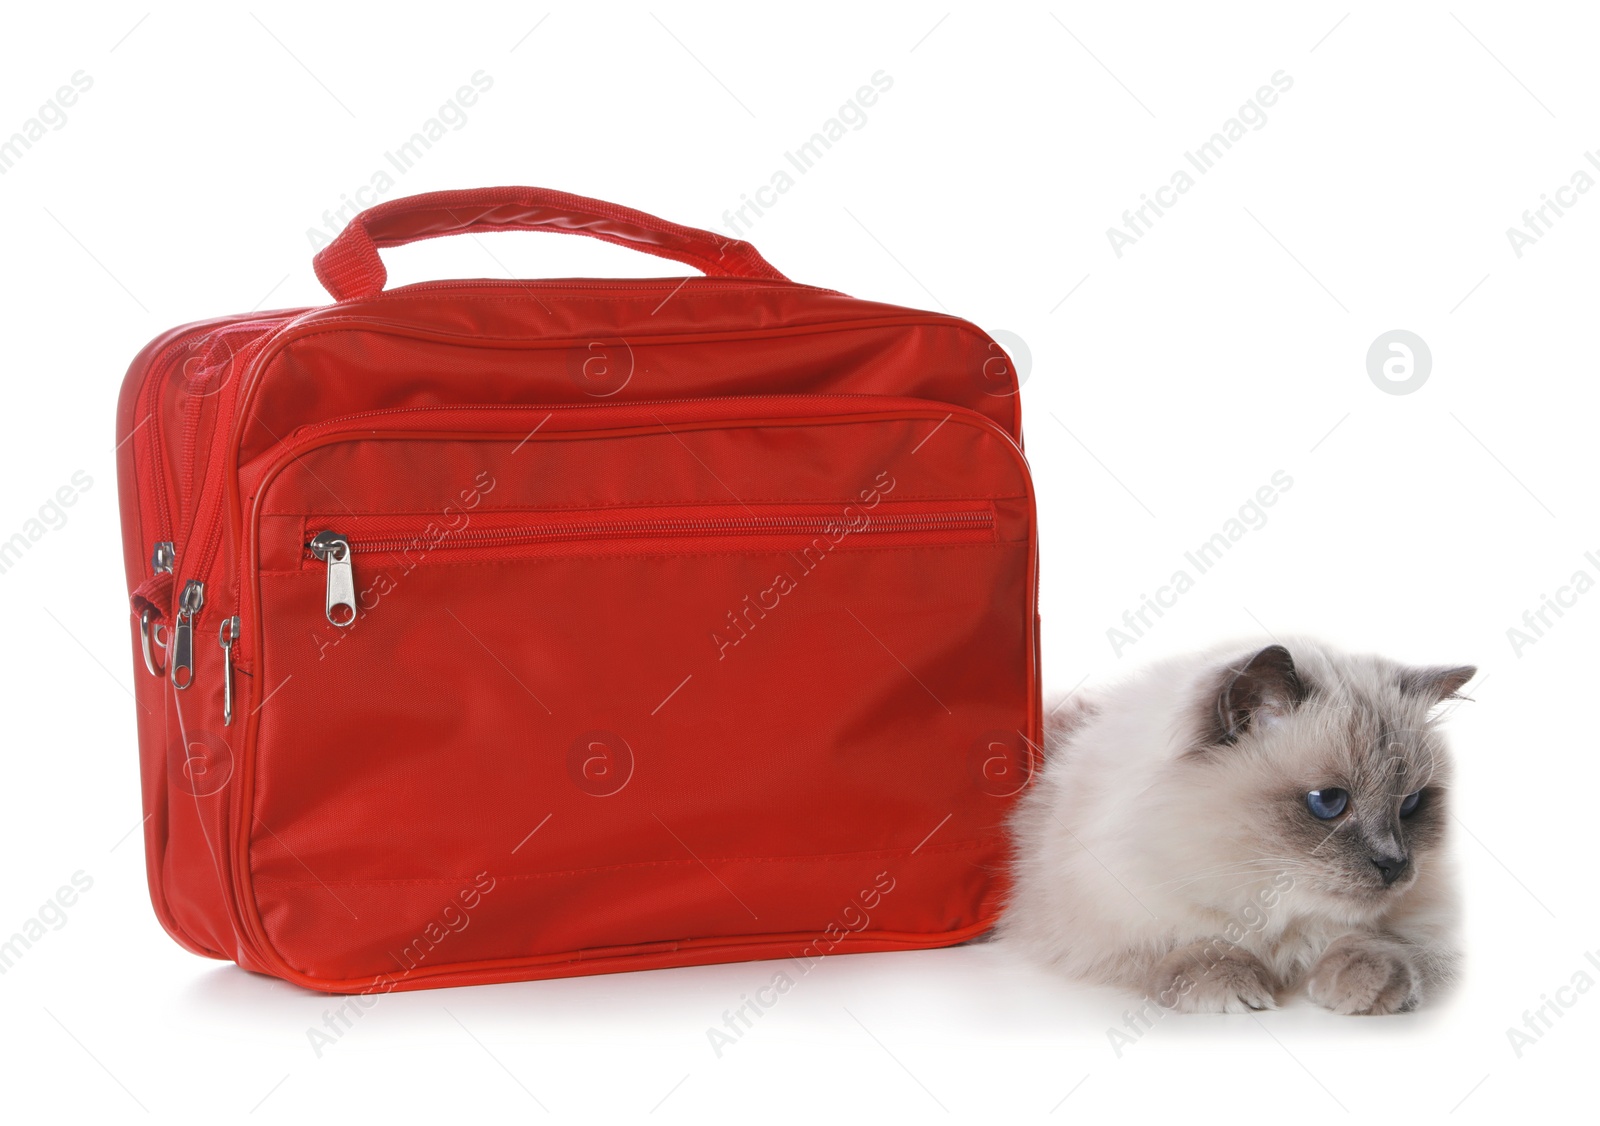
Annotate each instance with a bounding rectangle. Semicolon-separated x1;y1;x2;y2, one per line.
129;571;173;622
313;186;789;301
115;187;1039;993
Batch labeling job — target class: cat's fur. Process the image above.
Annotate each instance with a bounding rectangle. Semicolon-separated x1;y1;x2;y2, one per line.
1000;638;1474;1014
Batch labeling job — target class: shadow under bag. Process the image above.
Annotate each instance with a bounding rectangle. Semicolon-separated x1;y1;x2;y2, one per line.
115;186;1039;992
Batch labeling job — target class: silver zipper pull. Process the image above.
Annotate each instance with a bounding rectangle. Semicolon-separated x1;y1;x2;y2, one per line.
141;542;178;678
218;616;240;725
170;580;205;690
140;606;166;678
308;531;357;627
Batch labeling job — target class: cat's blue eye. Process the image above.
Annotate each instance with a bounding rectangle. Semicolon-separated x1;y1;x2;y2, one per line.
1305;788;1349;819
1399;790;1423;817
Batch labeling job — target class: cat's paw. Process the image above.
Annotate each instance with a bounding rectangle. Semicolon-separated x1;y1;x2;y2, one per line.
1306;935;1421;1015
1147;942;1279;1013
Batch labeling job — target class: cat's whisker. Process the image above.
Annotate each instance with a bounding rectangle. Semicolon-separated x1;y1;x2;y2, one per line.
1215;872;1297;896
1147;857;1301;883
1141;857;1298;886
1414;740;1445;792
1150;861;1308;893
1155;852;1314;892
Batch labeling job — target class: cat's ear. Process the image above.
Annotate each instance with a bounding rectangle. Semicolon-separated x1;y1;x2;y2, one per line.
1399;664;1477;705
1212;644;1304;745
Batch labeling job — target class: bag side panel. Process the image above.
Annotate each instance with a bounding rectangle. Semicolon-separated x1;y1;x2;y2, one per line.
116;313;303;960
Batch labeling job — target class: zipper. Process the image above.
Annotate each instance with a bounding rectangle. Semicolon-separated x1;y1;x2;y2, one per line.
306;506;995;629
266;391;958;438
218;616;240;725
140;541;177;677
335;509;991;553
151;541;176;574
137;349;179;547
134;316;290;550
234;394;1026;647
307;531;357;627
164;325;278;684
170;580;206;690
126;317;289;691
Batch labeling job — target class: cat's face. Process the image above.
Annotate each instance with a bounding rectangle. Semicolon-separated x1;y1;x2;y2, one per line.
1190;645;1473;916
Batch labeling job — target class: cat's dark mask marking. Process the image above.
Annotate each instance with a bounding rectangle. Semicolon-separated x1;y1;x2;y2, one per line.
1211;644;1306;746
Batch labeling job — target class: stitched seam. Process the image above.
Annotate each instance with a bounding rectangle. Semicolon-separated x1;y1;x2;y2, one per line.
263;493;1029;518
362;283;838;305
257;313;992;355
252;836;999;889
261;539;1020;577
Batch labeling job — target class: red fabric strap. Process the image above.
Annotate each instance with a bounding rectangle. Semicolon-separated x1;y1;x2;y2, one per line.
313;186;789;301
131;570;173;621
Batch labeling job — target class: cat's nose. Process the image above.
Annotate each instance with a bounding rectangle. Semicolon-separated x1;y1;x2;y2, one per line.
1371;854;1409;885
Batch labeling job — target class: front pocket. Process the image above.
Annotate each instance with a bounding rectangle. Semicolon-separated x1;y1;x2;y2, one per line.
296;501;997;625
239;400;1037;988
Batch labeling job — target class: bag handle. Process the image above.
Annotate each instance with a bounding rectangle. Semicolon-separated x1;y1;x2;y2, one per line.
313;186;791;301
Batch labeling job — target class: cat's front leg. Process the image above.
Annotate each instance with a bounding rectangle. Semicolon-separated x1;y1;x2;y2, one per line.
1305;933;1422;1015
1145;939;1279;1013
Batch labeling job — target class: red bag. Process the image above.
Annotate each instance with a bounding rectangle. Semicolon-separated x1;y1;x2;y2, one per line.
115;186;1039;992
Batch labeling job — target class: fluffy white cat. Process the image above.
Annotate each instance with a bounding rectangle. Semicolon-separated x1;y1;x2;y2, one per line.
1000;639;1474;1014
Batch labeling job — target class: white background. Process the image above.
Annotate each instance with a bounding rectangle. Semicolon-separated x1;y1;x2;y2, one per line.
0;2;1592;1122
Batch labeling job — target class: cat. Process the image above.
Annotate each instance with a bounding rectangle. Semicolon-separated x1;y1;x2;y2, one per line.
1000;639;1474;1015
